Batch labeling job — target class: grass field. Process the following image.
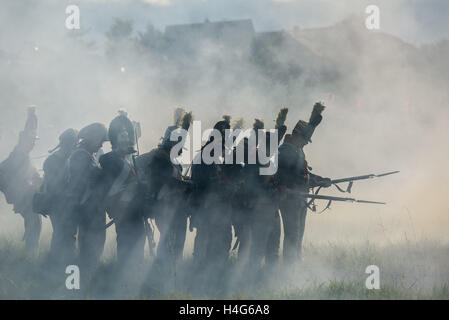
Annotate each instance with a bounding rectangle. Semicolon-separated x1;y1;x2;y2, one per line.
0;238;447;299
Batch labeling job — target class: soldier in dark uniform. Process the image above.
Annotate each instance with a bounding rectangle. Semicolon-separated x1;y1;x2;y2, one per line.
41;128;79;264
190;116;233;293
237;118;280;278
146;110;192;266
99;114;146;269
230;109;287;281
227;122;250;268
138;109;193;294
276;103;331;263
191;117;233;263
263;108;288;269
230;121;260;269
66;122;108;273
0;107;42;256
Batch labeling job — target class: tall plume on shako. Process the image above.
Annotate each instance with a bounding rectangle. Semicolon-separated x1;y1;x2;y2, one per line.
253;118;264;130
230;118;245;145
222;115;231;126
275;107;288;143
232;118;245;130
300;102;325;143
309;102;325;127
180;111;193;131
219;115;232;140
174;107;186;127
252;119;264;146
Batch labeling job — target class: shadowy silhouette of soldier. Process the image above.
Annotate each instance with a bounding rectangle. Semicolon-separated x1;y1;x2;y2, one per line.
235;118;281;278
66;123;108;273
190;116;233;294
225;122;249;268
0;107;42;256
276;103;331;263
191;117;233;262
41;128;79;264
230;121;259;269
100;114;146;269
148;110;192;266
137;109;193;294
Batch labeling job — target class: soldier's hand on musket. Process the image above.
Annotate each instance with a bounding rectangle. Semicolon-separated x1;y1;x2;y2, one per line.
309;174;332;188
319;177;332;188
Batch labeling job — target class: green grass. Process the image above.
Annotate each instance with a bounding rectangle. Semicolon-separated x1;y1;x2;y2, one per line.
251;281;449;300
0;239;448;299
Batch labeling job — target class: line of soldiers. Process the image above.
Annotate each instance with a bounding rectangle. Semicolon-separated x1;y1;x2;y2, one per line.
0;103;332;290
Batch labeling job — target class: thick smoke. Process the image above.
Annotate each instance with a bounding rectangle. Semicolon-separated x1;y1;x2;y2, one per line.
0;0;448;298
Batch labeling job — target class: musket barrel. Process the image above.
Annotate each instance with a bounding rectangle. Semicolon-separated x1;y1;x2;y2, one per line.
331;175;374;184
302;193;355;202
331;171;399;184
289;191;386;205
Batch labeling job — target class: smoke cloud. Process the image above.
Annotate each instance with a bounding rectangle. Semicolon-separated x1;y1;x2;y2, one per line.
0;0;448;298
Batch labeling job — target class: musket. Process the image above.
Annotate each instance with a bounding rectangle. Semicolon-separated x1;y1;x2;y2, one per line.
302;193;385;205
314;171;400;194
287;190;386;205
331;171;399;184
299;171;395;212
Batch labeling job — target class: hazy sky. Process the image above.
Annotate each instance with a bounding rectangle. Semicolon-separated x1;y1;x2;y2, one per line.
2;0;448;50
75;0;449;44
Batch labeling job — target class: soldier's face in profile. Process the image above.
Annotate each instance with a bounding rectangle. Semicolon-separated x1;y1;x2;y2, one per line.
85;139;104;154
94;141;104;153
